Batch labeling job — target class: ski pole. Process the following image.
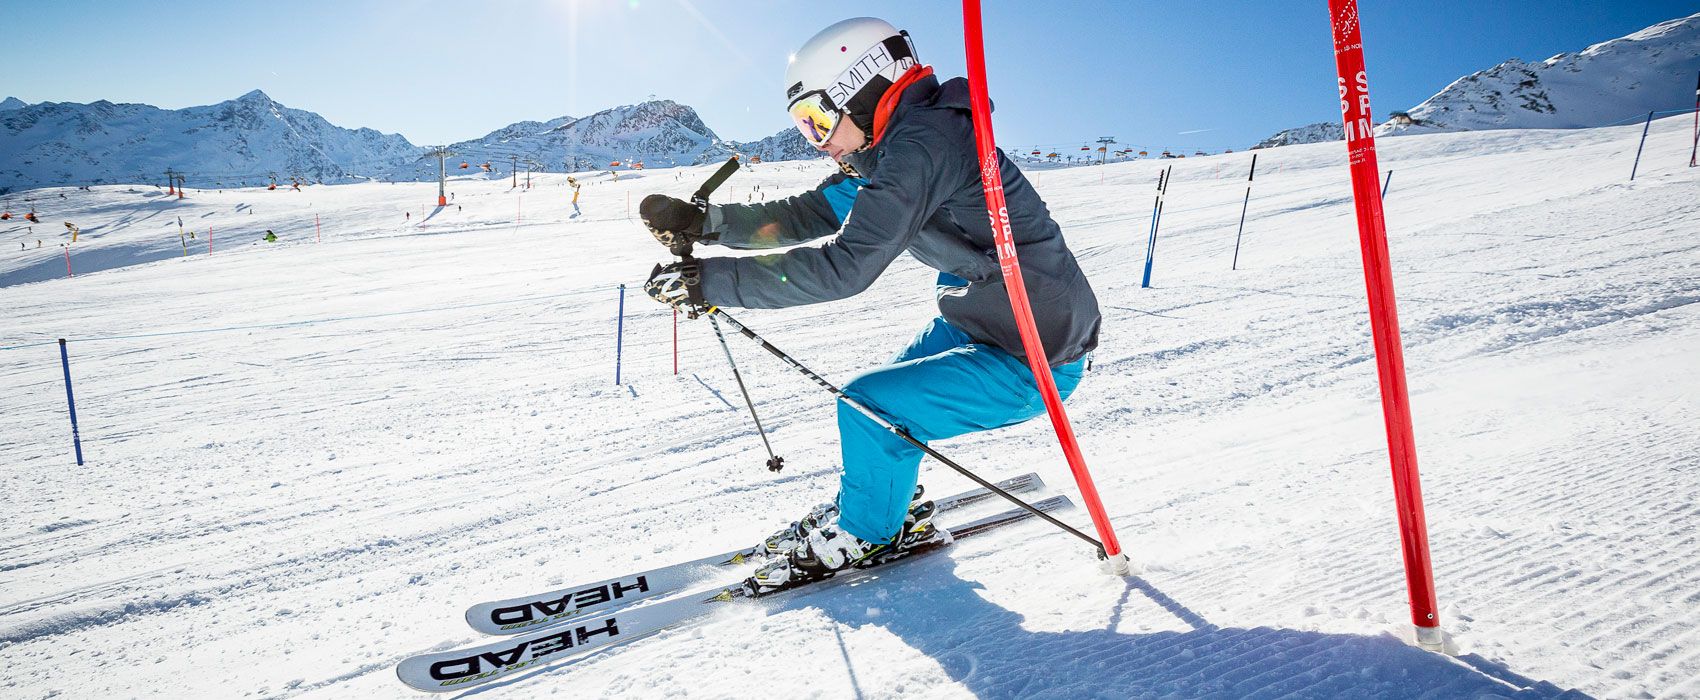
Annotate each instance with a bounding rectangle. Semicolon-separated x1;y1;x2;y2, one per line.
706;305;1107;558
1141;164;1171;288
672;156;786;472
1231;153;1257;271
1630;110;1653;181
708;314;783;472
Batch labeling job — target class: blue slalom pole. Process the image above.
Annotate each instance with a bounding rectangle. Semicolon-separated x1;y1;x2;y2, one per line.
1381;169;1393;198
1630;111;1653;181
1141;164;1172;289
58;339;84;465
615;284;626;385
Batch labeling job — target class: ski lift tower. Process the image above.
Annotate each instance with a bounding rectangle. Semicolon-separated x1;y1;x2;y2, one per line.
1097;136;1116;166
523;159;544;189
430;146;455;206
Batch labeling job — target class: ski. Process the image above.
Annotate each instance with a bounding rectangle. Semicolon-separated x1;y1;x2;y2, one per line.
399;494;1073;693
464;472;1044;635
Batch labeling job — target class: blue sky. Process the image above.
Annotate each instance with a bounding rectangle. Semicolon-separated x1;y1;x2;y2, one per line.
3;1;1694;152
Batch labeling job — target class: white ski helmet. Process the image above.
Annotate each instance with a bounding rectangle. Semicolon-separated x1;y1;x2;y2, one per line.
784;17;918;146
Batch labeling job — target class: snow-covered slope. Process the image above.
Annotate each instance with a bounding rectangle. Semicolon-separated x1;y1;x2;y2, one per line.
1252;121;1343;149
0;90;423;192
1;114;1697;698
1381;13;1700;134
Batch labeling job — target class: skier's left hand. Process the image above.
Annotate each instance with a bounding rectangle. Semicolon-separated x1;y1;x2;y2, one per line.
645;261;707;313
639;195;707;250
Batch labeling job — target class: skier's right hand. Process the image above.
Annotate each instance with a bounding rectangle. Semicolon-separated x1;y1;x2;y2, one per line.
645;260;707;314
639;194;707;250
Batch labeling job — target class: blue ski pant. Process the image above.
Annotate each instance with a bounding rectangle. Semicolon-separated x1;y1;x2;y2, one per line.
835;317;1085;544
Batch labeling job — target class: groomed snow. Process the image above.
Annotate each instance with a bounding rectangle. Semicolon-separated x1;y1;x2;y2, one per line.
2;115;1697;698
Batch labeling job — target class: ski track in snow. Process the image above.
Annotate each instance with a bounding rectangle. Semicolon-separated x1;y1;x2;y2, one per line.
1;116;1697;698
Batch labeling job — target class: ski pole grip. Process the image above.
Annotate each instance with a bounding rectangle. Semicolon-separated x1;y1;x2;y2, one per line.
673;156;741;261
691;156;740;210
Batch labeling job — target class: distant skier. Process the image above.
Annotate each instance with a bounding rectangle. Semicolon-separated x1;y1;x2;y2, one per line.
639;18;1099;590
264;230;277;243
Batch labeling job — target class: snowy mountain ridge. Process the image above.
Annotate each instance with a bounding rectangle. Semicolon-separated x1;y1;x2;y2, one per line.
388;100;817;180
725;128;818;163
1252;122;1344;149
0;90;422;192
1;92;819;193
1251;13;1700;147
1379;12;1700;135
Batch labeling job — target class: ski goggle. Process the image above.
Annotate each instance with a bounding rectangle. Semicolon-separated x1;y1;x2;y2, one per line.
788;91;843;149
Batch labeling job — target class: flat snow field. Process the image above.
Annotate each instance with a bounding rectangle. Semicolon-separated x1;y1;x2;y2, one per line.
2;115;1697;699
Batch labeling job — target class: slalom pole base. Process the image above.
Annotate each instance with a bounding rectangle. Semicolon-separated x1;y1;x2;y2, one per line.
1100;551;1141;577
1390;623;1454;655
1414;624;1448;653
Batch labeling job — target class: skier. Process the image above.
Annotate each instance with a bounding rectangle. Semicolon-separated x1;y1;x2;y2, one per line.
639;18;1100;590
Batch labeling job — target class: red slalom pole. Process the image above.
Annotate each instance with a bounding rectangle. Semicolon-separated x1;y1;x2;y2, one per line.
1328;0;1442;651
64;245;73;278
316;214;322;243
962;0;1129;575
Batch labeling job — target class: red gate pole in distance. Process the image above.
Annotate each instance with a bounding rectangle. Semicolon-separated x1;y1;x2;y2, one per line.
1328;0;1443;651
962;0;1130;576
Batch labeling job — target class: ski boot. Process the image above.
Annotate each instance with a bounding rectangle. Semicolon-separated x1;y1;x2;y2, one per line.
761;484;927;558
747;498;942;595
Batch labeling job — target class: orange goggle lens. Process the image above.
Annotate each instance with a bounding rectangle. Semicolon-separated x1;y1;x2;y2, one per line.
788;93;841;148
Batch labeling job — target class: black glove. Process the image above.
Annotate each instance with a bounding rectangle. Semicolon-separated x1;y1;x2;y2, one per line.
645;261;707;313
639;194;707;249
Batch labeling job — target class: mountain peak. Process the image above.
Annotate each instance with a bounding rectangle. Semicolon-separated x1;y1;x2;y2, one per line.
1379;12;1700;135
0;96;27;111
236;89;274;104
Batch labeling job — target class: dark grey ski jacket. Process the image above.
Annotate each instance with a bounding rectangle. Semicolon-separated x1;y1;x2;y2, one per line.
697;75;1100;367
